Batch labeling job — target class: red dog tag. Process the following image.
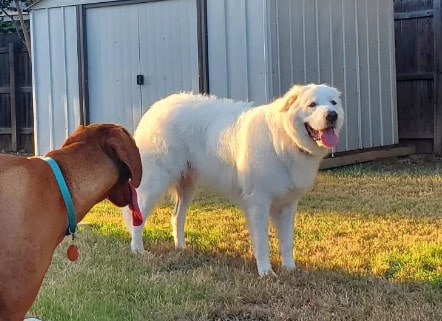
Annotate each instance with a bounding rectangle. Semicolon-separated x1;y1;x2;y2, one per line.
67;244;79;261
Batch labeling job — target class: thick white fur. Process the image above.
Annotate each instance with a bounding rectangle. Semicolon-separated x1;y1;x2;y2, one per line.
123;83;344;275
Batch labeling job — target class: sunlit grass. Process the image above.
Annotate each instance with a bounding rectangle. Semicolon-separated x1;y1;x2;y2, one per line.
29;156;442;321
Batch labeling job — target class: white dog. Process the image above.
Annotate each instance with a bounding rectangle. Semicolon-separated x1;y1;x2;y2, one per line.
123;84;344;275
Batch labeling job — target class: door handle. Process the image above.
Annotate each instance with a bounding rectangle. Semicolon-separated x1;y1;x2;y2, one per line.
137;74;144;85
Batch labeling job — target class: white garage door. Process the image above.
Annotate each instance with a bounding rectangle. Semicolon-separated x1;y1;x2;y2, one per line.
86;0;199;133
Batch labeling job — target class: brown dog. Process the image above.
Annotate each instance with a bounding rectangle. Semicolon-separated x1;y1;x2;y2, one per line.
0;124;142;321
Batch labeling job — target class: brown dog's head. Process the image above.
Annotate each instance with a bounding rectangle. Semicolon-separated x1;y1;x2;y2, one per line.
62;124;142;208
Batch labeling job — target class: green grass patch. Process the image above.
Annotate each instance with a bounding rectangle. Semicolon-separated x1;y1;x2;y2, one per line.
29;156;442;321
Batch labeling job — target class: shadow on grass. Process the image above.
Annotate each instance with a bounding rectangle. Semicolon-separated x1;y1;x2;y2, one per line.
149;248;442;321
44;223;442;321
84;222;442;289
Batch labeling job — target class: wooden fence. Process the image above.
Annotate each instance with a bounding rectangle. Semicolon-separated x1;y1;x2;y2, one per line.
394;0;442;155
0;36;33;153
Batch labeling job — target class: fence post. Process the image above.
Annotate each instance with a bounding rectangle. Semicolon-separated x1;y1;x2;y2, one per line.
9;43;18;151
434;0;442;155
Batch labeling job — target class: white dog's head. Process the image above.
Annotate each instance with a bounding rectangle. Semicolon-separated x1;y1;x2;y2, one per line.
280;84;345;155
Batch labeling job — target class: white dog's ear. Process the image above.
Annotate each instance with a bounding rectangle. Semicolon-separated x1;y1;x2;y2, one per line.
280;85;303;112
280;94;298;112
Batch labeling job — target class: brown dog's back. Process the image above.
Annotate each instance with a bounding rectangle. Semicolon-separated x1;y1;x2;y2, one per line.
0;124;142;321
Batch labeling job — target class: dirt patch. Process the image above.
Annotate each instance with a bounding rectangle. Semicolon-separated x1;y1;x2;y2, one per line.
369;154;442;172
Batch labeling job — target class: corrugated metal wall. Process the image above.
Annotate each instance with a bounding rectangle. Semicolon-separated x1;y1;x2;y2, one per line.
87;0;199;133
30;0;398;155
86;4;142;133
31;0;198;155
208;0;398;153
207;0;272;104
269;0;398;152
30;6;81;155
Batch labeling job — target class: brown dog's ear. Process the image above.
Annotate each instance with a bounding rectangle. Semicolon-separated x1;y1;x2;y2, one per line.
104;127;142;187
62;125;86;147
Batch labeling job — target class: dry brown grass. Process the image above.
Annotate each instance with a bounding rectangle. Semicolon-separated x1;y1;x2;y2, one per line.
29;155;442;321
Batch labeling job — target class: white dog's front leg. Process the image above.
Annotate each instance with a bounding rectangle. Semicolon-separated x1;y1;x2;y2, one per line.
270;202;298;270
245;203;274;276
130;225;145;253
122;206;145;253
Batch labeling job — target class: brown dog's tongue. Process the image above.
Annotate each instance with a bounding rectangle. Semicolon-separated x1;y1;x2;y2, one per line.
128;182;143;226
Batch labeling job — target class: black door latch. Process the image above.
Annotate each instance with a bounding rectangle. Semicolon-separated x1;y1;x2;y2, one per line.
137;74;144;85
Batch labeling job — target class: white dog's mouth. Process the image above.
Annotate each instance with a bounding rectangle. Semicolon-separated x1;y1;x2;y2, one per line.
304;123;339;148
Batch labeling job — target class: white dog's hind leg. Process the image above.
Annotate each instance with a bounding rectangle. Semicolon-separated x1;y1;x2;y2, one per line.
245;201;275;276
270;202;298;270
171;176;195;249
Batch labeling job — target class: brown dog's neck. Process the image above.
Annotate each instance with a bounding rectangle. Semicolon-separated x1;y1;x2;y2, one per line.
46;145;119;222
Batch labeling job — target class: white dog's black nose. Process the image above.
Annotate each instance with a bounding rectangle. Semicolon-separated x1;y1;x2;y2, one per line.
326;111;338;123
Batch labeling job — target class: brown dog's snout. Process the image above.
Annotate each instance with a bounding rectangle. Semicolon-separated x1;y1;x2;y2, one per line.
326;111;338;123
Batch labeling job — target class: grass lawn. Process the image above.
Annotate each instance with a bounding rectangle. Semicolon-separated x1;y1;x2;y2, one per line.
29;155;442;321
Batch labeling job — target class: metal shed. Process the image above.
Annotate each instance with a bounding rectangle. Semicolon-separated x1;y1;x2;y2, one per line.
30;0;403;165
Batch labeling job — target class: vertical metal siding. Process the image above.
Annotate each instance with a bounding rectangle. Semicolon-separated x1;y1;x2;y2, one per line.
207;0;227;97
357;0;372;148
31;9;50;154
31;6;80;155
86;4;141;132
88;0;199;133
270;0;398;152
246;1;272;102
31;0;397;155
32;0;198;155
207;0;270;104
138;0;199;111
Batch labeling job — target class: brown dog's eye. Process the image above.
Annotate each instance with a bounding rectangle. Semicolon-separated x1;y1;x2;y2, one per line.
331;100;337;105
308;102;317;108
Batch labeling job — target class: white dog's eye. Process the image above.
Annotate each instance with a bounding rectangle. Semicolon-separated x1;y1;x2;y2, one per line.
308;102;317;108
331;100;337;105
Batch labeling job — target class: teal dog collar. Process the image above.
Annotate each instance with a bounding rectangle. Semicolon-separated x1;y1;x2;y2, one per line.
43;157;77;235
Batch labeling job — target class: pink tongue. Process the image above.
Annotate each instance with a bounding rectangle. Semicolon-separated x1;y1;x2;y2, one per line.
128;182;143;226
320;128;339;148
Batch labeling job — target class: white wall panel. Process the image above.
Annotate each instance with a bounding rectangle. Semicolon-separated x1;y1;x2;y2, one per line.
87;0;199;133
31;6;80;155
207;0;271;104
138;0;199;114
32;0;198;155
270;0;398;152
31;0;398;156
86;4;141;132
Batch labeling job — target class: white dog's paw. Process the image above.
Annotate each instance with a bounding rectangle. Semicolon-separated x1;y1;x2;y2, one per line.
258;268;277;277
282;261;296;271
130;240;145;254
174;242;187;250
257;263;277;277
256;260;277;277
